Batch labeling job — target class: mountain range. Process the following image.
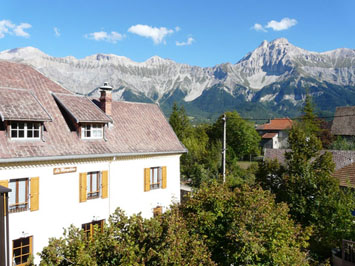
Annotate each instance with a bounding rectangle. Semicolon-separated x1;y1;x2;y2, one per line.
0;38;354;122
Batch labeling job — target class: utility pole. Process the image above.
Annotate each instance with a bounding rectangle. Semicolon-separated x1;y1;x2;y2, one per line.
222;113;226;183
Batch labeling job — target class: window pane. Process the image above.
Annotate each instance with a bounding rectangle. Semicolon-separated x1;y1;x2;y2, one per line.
18;180;26;203
19;130;25;138
92;173;97;191
34;130;39;138
9;182;16;205
28;130;33;138
27;122;34;129
87;175;91;194
11;130;17;138
18;123;25;129
34;123;40;129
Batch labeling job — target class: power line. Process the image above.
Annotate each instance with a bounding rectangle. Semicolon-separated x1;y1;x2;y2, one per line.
240;114;355;121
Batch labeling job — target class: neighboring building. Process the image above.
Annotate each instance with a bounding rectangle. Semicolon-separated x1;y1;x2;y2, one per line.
0;60;186;265
256;118;293;149
264;149;355;189
331;106;355;140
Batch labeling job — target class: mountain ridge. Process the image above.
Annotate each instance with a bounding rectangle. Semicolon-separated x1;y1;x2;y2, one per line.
0;38;354;121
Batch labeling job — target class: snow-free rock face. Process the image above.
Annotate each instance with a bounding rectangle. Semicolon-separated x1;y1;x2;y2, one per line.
0;39;354;120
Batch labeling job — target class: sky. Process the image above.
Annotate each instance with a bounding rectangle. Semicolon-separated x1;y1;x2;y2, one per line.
0;0;354;67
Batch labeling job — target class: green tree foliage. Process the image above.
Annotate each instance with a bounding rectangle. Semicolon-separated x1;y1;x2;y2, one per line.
168;102;192;140
300;94;321;137
210;111;261;160
256;125;355;261
330;136;355;150
39;208;215;266
180;182;311;266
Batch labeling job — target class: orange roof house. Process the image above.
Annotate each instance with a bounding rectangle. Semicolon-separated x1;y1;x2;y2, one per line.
257;118;293;149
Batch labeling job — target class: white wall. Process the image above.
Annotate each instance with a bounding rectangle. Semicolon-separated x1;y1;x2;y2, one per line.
0;153;181;264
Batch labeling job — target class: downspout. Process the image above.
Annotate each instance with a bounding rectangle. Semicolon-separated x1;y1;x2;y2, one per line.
108;156;116;216
6;193;10;266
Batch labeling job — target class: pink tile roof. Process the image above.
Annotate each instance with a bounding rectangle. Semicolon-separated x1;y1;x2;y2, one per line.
262;132;278;139
257;118;293;131
0;87;51;121
53;93;112;123
0;60;186;161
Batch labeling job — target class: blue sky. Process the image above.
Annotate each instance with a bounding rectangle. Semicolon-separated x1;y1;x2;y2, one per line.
0;0;354;67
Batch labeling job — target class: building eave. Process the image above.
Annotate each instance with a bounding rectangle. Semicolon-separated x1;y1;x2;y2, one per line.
0;149;188;164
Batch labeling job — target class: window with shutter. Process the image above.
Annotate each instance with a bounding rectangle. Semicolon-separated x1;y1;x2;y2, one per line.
79;171;108;202
145;166;167;191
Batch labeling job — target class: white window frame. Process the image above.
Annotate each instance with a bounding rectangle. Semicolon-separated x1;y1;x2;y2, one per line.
150;167;162;190
81;124;104;139
10;122;41;140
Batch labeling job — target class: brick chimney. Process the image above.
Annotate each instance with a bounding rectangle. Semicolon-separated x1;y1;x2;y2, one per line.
99;82;113;116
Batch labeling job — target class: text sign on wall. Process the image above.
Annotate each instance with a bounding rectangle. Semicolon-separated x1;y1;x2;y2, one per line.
53;167;77;175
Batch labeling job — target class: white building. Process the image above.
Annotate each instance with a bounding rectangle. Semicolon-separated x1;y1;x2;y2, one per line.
0;61;186;265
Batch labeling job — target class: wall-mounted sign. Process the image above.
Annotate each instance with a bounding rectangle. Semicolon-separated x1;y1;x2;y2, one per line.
53;167;77;175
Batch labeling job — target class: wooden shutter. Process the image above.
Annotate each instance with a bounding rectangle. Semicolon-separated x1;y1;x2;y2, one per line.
0;180;8;216
101;171;108;199
144;168;150;192
162;166;167;189
153;206;162;217
79;173;87;202
30;177;39;211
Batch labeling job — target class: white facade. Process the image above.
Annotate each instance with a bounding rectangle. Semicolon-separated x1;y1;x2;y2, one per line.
1;153;181;264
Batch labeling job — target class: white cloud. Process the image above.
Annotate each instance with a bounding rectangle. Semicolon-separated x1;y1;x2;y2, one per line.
0;20;31;38
54;27;60;37
252;23;267;32
128;24;174;44
266;17;297;31
176;37;195;46
175;26;181;32
13;23;31;38
85;31;125;43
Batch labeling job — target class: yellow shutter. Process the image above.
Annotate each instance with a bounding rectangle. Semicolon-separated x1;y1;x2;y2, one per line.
144;168;150;192
0;180;8;216
29;236;33;255
101;171;108;199
162;166;167;189
30;177;39;211
79;173;87;202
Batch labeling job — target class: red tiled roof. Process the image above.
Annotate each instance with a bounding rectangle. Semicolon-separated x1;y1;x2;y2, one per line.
257;118;293;130
262;132;278;139
333;162;355;188
0;60;186;161
53;93;112;123
0;87;51;121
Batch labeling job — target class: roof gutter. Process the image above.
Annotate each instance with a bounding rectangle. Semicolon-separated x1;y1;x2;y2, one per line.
0;149;188;164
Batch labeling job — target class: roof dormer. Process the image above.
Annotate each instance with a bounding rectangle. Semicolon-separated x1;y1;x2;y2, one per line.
0;87;52;141
52;93;112;140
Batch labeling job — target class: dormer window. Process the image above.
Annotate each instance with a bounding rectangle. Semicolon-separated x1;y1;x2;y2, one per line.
81;124;103;139
10;122;41;140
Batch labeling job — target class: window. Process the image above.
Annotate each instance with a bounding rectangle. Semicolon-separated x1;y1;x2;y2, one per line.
81;124;103;139
7;177;39;213
10;122;41;139
79;171;108;202
150;167;162;190
13;236;32;266
82;220;104;238
9;179;29;213
144;166;167;192
87;172;101;199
